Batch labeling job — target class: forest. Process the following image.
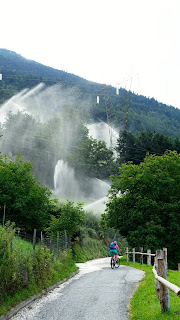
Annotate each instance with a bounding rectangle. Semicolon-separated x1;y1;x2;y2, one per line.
1;48;180;270
1;48;180;139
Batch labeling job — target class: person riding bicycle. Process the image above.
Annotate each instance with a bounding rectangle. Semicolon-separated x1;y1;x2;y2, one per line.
109;241;120;261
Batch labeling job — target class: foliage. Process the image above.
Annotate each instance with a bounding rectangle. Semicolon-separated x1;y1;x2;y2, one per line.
121;256;180;320
116;129;180;165
0;154;57;231
0;107;89;188
48;201;85;237
73;236;108;263
1;48;180;141
105;151;180;269
0;223;78;315
70;137;117;179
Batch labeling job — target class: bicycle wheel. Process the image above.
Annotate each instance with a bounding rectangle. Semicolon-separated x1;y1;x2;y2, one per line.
115;258;120;268
111;258;114;269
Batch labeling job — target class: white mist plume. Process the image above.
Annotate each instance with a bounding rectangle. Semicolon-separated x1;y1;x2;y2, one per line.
0;84;116;213
0;83;93;123
54;159;110;212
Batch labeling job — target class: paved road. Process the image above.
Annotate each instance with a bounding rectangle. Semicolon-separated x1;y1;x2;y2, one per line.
11;258;144;320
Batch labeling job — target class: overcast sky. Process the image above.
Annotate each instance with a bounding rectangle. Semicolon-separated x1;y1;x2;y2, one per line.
1;0;180;109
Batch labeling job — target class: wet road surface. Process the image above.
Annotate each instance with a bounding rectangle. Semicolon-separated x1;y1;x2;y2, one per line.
11;258;144;320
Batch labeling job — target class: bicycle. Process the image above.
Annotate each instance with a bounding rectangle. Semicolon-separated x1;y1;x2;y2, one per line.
110;255;120;269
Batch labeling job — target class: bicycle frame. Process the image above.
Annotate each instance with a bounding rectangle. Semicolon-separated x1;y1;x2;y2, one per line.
111;255;120;269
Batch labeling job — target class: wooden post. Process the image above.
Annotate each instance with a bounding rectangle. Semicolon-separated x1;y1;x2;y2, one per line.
33;229;36;251
156;249;170;312
154;256;160;299
140;247;143;264
163;248;168;276
3;204;6;226
126;247;129;262
41;231;43;243
65;230;67;250
57;231;59;257
147;249;151;266
178;264;180;287
50;235;53;254
133;248;135;263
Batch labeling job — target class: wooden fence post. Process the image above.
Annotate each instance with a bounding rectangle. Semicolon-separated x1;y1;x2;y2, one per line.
154;256;160;299
140;247;143;264
147;249;151;266
133;248;135;263
3;204;6;226
41;231;43;243
65;230;68;250
50;235;53;254
57;231;59;257
33;229;36;251
163;248;168;276
126;247;129;262
156;249;170;312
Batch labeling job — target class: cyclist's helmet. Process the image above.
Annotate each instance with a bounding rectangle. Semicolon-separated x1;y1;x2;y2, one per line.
114;241;117;245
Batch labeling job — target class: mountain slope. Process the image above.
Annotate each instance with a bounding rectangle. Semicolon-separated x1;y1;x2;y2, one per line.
0;48;180;138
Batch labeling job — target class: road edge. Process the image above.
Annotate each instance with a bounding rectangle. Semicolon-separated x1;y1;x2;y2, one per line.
0;270;79;320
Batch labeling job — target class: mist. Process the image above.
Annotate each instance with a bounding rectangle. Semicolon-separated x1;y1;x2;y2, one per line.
0;83;118;214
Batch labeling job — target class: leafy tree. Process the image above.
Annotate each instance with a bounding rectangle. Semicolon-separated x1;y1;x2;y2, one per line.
70;137;116;179
0;154;57;231
116;129;180;165
48;201;85;237
104;151;180;269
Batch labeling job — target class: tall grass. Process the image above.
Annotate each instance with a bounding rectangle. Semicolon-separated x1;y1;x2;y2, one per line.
0;224;78;316
121;256;180;319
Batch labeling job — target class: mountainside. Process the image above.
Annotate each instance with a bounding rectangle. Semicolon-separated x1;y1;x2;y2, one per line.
1;48;180;138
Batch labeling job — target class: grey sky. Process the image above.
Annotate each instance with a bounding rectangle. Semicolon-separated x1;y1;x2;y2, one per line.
1;0;180;108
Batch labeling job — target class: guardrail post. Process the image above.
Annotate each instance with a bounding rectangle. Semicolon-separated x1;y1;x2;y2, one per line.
133;248;135;263
147;249;151;266
126;247;129;262
156;249;170;312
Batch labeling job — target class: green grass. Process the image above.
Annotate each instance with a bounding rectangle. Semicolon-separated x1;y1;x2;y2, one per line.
12;236;33;252
121;256;180;319
73;236;108;262
0;237;78;317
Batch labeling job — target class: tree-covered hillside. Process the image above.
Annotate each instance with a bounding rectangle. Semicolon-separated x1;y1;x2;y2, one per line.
1;48;180;138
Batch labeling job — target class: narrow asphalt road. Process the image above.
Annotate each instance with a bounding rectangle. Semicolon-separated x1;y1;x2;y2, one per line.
11;258;144;320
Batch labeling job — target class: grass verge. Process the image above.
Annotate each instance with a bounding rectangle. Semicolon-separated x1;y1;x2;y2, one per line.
0;249;78;316
121;256;180;320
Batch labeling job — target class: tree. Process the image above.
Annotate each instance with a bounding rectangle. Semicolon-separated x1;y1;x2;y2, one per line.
105;151;180;269
116;129;180;165
0;154;57;231
70;137;116;179
48;201;85;237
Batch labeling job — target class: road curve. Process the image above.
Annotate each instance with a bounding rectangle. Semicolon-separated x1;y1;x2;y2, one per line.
11;258;144;320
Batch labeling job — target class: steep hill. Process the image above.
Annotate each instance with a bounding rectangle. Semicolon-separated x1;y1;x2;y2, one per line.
0;48;180;138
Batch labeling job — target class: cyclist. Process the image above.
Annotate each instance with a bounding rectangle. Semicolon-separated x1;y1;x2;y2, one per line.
109;241;120;261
